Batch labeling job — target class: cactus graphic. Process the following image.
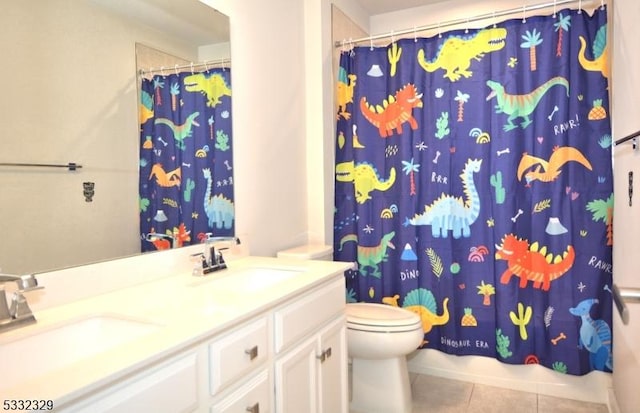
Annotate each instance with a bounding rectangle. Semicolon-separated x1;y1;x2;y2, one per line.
435;112;450;139
215;129;230;151
183;178;196;202
490;171;506;204
509;302;533;340
496;329;513;358
388;42;402;77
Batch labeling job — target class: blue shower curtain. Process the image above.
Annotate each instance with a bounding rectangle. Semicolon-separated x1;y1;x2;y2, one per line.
334;6;612;376
139;68;234;252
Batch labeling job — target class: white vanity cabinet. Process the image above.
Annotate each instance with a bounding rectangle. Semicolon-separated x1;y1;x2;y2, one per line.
273;276;347;413
43;270;347;413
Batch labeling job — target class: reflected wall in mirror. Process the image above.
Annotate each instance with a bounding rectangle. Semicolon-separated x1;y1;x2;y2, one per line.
0;0;231;274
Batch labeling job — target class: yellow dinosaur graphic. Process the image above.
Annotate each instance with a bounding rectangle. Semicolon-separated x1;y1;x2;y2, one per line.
517;146;592;185
336;161;396;204
383;288;449;345
336;72;357;120
417;28;506;81
578;24;609;80
184;73;231;107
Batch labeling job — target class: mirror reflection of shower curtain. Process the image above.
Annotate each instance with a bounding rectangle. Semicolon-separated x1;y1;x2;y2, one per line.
334;7;612;376
139;69;234;252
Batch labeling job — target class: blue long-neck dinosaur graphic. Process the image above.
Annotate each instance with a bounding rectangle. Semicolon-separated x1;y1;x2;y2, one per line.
486;76;569;131
404;158;482;239
569;298;612;372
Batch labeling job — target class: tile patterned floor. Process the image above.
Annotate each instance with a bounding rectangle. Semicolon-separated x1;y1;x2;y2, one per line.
409;373;610;413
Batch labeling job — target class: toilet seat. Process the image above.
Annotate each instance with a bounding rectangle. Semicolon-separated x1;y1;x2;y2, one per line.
346;303;422;333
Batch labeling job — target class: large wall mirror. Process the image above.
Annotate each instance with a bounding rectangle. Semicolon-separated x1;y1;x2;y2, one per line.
0;0;231;274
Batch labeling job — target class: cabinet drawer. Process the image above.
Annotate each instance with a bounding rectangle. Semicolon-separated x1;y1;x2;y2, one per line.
209;316;269;395
211;369;271;413
274;276;344;353
60;353;198;413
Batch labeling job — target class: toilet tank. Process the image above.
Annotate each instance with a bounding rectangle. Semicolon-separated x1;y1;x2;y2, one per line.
276;244;333;261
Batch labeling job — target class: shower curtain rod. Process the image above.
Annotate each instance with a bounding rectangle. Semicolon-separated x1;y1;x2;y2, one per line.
335;0;603;47
138;58;231;77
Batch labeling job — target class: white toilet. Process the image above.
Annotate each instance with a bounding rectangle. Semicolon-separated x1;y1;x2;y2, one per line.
346;303;423;413
276;244;423;413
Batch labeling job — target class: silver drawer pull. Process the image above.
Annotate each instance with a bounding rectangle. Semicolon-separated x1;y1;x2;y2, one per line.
316;347;332;362
245;402;259;413
244;345;259;360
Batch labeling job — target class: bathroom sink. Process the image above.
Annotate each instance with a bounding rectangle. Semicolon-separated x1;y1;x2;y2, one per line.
0;314;162;390
189;266;303;292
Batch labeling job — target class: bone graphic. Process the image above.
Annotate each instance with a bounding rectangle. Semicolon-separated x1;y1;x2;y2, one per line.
496;148;510;157
433;150;441;164
182;162;191;168
224;160;232;170
548;105;559;121
603;284;612;294
511;209;524;222
157;137;168;147
551;332;567;345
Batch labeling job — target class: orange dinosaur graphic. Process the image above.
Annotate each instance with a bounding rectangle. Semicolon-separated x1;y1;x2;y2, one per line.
149;163;181;187
495;234;575;291
517;146;592;185
360;83;423;138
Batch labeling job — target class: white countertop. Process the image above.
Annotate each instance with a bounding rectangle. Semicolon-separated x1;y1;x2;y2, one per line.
0;256;352;407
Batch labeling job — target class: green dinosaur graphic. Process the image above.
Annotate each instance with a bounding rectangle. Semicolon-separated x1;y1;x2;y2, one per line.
338;231;395;278
417;28;507;81
336;161;396;204
154;112;200;150
486;76;569;131
184;72;231;107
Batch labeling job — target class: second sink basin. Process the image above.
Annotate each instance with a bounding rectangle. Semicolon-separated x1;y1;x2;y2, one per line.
0;314;162;390
189;266;303;292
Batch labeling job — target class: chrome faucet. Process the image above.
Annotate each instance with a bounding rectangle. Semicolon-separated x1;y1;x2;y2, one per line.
191;235;241;276
0;273;43;333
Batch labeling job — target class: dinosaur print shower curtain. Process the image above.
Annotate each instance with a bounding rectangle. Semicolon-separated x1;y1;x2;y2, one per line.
139;69;234;252
334;6;612;375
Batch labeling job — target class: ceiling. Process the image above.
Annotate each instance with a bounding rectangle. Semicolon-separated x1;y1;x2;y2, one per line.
91;0;229;46
356;0;450;15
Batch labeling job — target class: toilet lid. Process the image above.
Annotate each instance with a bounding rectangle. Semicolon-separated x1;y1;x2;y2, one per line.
346;303;422;332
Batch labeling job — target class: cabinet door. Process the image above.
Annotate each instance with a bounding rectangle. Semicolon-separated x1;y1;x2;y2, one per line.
317;317;347;413
274;337;317;413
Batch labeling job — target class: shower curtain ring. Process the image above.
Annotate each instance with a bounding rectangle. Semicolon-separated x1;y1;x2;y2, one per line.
553;0;557;17
522;5;527;23
578;0;582;13
160;66;166;77
438;21;442;38
174;64;179;75
492;11;497;28
204;61;210;73
190;62;194;75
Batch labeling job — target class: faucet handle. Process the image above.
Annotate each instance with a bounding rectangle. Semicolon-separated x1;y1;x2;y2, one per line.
10;291;34;318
